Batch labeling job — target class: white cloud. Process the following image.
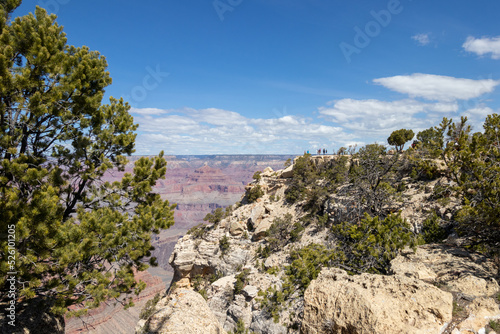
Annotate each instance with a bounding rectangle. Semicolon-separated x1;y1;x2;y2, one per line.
132;107;353;155
465;106;494;117
463;36;500;59
319;98;455;136
129;107;169;116
412;33;430;46
373;73;499;101
130;72;499;155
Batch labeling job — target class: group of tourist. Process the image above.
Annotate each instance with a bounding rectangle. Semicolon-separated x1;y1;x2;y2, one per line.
305;148;329;155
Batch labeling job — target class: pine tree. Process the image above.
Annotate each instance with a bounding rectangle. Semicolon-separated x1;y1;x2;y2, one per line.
388;128;414;152
442;115;500;248
0;3;175;316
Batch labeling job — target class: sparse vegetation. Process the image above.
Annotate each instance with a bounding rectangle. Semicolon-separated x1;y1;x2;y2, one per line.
139;293;161;320
490;319;500;332
230;319;252;334
187;223;207;238
247;185;264;203
234;268;251;295
284;244;333;295
219;235;231;256
204;207;226;225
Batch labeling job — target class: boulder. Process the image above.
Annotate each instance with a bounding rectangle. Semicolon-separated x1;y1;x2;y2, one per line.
390;254;437;281
390;244;499;297
242;285;259;298
252;218;272;241
302;268;453;334
139;289;226;334
280;165;294;178
229;221;245;236
261;167;274;177
456;297;500;333
447;274;499;297
249;204;265;227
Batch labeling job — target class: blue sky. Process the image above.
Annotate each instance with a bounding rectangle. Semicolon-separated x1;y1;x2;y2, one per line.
14;0;500;155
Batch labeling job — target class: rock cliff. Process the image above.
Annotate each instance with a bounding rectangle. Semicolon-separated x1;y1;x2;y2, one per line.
138;155;500;334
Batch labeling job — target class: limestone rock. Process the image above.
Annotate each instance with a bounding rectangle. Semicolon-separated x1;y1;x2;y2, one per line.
456;297;500;333
302;268;453;334
261;167;274;177
242;285;258;298
280;165;294;178
390;244;499;297
252;217;272;241
249;204;265;227
447;274;499;297
229;221;245;236
390;255;437;280
138;289;226;334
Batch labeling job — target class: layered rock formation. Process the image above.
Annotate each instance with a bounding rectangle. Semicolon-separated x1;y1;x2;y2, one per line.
141;155;500;334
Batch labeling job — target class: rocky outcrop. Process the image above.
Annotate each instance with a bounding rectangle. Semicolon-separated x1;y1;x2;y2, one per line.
454;297;500;334
390;244;500;334
136;289;226;334
302;268;453;334
138;155;500;334
390;244;499;298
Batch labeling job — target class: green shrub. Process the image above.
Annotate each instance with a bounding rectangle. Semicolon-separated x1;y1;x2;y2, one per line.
416;126;445;158
284;244;333;295
187;223;206;238
209;270;224;283
331;213;418;274
247;185;264;203
219;235;231;256
234;268;251;295
412;159;440;180
198;289;208;300
258;285;285;323
266;266;280;275
490;319;500;332
231;319;250;334
267;214;293;251
204;207;226;225
253;171;262;181
256;245;271;258
139;293;161;320
421;212;447;243
258;243;334;322
290;222;305;242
